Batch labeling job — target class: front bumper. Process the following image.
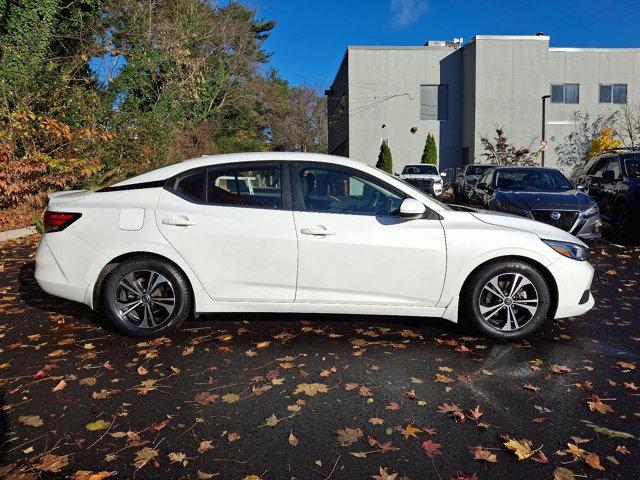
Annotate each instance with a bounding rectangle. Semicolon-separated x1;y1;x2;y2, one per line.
547;255;595;319
574;212;602;240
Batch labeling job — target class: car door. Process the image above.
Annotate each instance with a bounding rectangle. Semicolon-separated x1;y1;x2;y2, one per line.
291;163;446;306
587;156;614;218
600;157;622;220
156;162;298;303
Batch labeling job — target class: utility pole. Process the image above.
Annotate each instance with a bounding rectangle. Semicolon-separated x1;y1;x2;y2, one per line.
541;94;551;167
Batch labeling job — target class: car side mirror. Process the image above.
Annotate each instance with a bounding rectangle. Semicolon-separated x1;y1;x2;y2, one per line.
399;198;426;218
477;182;488;190
440;172;447;177
602;170;615;182
576;183;587;191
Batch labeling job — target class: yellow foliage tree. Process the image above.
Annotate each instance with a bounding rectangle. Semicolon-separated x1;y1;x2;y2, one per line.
586;128;622;160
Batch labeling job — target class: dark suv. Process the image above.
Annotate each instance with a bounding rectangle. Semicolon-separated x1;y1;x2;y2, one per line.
575;149;640;242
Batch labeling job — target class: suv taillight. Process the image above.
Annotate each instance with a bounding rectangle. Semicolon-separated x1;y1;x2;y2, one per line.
43;211;82;233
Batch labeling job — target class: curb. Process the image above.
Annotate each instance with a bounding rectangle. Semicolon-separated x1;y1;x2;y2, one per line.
0;226;38;243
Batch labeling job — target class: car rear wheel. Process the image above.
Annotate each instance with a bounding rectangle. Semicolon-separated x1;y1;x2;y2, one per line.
463;260;551;340
102;256;192;338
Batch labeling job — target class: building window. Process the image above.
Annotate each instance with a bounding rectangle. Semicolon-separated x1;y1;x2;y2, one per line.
550;83;579;104
420;85;448;121
600;84;627;104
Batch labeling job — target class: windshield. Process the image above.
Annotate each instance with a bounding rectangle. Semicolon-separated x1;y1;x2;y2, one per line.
624;156;640;177
376;170;453;210
402;165;438;175
465;166;493;176
494;169;573;192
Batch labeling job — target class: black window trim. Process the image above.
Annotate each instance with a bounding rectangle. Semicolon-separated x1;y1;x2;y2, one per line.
289;161;440;220
165;161;292;211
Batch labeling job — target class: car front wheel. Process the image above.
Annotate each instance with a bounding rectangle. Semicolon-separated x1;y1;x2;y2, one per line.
463;260;551;340
101;256;192;338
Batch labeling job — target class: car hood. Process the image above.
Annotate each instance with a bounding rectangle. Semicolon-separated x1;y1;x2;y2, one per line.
470;210;586;246
496;190;591;211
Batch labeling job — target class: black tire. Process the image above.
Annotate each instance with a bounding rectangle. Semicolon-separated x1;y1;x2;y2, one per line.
462;259;551;341
101;256;192;338
614;203;640;244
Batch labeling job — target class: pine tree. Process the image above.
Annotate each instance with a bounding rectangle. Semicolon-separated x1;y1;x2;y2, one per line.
421;133;437;165
376;139;393;173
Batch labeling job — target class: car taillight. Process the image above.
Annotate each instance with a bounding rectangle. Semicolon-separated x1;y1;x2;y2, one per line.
43;211;82;233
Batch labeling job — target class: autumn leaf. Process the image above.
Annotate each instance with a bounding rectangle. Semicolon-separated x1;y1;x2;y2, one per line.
222;393;240;403
86;419;110;431
195;391;218;405
564;443;604;471
293;383;328;396
198;440;214;453
52;379;66;392
133;447;158;469
617;361;636;370
372;467;398;480
435;373;455;383
34;453;69;472
369;417;384;425
401;423;422;439
385;402;400;410
92;389;118;400
288;432;298;446
265;414;278;427
586;394;614;414
503;437;533;460
168;452;187;465
421;440;442;457
549;364;572;374
468;406;483;422
471;445;497;462
71;471;117;480
18;415;43;427
523;383;541;393
337;427;363;446
553;467;576;480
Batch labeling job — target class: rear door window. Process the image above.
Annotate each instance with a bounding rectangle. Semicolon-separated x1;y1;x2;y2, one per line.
207;165;282;209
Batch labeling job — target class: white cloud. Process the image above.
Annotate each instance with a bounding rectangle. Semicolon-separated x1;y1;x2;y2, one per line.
390;0;428;28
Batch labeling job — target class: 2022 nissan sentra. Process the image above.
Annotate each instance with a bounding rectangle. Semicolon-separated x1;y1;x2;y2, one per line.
35;153;595;340
468;167;602;240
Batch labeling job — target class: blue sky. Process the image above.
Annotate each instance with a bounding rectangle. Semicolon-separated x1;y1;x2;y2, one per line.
238;0;640;88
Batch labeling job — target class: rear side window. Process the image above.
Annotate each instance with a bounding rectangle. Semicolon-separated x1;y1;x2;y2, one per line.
172;169;206;202
207;165;282;209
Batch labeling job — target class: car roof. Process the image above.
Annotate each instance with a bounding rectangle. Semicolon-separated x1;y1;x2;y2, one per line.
113;152;373;186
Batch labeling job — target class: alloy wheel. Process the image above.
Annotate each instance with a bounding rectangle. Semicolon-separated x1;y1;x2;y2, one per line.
114;270;176;329
478;272;539;331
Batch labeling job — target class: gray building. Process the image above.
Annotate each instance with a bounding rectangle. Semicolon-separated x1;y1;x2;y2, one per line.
326;35;640;173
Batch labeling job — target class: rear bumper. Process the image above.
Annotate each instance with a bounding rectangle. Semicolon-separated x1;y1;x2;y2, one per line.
547;255;595;318
35;234;104;307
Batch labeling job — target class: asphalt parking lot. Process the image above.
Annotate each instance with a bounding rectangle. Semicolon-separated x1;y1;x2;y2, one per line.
0;235;639;479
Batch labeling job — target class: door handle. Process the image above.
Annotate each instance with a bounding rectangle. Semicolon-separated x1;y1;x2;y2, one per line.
300;227;335;236
162;217;197;227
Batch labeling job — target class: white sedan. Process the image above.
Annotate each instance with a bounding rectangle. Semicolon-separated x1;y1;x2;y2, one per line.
35;152;594;340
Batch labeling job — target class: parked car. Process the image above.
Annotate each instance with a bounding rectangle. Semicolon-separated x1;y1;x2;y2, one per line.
36;153;594;341
468;166;601;240
454;164;495;204
399;164;445;196
574;149;640;242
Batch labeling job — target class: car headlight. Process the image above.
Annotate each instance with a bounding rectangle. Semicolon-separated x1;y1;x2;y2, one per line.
493;200;528;217
584;203;599;217
543;240;588;261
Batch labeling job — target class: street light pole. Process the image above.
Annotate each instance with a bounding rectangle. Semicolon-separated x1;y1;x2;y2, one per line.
541;94;550;167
